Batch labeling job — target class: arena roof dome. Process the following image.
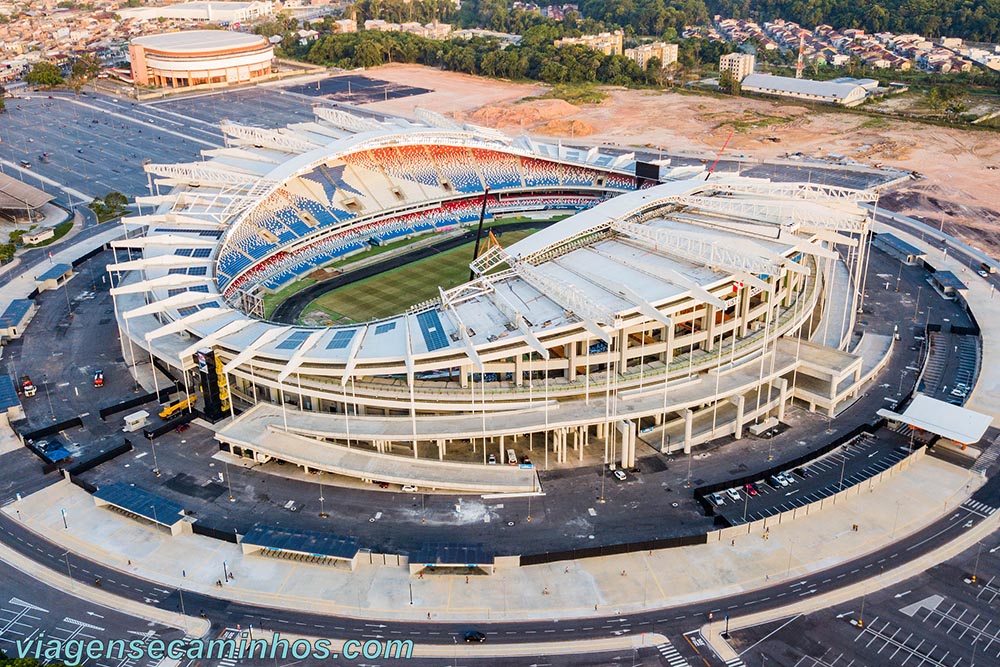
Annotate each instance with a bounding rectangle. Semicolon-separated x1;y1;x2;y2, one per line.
130;30;268;54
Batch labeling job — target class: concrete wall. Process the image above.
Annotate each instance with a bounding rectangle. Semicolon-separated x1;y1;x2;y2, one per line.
708;444;926;543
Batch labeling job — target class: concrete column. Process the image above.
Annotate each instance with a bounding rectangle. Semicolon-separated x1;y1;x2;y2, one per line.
460;366;469;388
437;439;445;460
568;343;578;381
664;323;675;365
739;286;752;337
622;421;637;468
515;355;524;386
705;305;716;351
777;377;789;421
654;413;663;426
618;329;628;369
732;394;746;440
682;410;694;455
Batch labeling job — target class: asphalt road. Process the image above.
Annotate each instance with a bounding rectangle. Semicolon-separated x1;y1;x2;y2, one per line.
2;473;997;659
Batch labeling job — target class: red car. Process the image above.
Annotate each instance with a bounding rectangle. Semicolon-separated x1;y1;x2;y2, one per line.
744;483;759;497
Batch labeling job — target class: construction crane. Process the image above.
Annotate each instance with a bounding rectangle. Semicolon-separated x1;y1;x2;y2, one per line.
795;35;805;79
159;395;195;420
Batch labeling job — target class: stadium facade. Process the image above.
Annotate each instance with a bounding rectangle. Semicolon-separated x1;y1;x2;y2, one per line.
113;106;892;492
129;31;274;88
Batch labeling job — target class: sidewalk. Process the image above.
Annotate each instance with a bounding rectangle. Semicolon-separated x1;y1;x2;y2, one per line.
2;456;981;623
0;224;123;313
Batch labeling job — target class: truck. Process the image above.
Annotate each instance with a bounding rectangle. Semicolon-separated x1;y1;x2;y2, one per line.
159;395;195;420
980;262;996;275
20;375;36;397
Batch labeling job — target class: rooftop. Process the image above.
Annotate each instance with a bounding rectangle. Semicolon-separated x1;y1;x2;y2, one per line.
131;30;267;53
742;73;868;100
0;299;33;328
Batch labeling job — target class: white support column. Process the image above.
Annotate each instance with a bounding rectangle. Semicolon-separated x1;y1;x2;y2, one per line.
682;410;694;455
733;394;746;440
777;377;790;421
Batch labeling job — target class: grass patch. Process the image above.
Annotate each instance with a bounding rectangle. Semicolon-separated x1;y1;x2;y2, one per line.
523;83;608;105
304;227;537;323
262;277;316;319
23;220;73;248
719;110;795;133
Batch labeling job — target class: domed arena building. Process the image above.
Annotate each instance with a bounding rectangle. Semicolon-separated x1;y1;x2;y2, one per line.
128;30;274;88
113;107;892;493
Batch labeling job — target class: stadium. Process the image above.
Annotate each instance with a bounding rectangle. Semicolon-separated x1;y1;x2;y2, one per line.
128;30;274;88
113;107;892;493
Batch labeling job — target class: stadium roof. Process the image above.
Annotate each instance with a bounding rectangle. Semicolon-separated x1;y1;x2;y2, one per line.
878;394;993;444
742;73;868;101
0;299;34;328
0;173;54;210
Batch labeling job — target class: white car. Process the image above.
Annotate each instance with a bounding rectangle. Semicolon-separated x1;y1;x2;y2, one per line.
709;492;726;506
778;472;796;485
401;485;418;493
726;488;741;502
978;270;990;278
613;469;627;481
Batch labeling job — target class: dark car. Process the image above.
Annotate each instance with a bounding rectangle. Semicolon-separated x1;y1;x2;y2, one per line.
463;630;486;643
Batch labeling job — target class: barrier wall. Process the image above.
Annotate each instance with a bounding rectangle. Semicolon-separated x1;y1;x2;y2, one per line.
707;444;926;542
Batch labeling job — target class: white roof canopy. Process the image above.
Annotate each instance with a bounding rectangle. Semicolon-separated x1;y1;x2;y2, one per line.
878;394;993;445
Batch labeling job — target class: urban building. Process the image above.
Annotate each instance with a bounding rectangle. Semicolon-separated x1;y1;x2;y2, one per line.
129;30;274;88
624;41;678;69
719;52;755;81
740;73;872;106
117;1;274;24
554;30;623;56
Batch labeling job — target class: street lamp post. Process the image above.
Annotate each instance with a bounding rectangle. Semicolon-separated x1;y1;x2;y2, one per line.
839;455;847;492
63;551;72;581
972;542;983;583
225;462;234;502
319;479;327;518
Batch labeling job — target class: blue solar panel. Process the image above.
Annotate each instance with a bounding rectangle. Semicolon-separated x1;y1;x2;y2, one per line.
326;329;355;350
94;483;185;526
36;263;71;282
276;330;311;350
174;249;194;257
192;248;213;258
415;542;494;566
0;376;19;411
416;310;449;351
374;322;396;335
0;299;33;328
242;524;359;560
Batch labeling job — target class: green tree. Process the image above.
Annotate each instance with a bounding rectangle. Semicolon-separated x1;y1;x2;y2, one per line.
70;53;102;80
0;84;6;113
24;61;64;87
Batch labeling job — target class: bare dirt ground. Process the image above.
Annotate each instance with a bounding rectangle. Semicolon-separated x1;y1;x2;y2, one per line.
364;64;1000;257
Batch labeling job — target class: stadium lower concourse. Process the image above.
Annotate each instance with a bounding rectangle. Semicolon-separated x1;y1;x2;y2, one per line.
113;107;890;492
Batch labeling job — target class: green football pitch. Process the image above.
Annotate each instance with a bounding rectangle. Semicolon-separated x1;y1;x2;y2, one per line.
303;227;538;324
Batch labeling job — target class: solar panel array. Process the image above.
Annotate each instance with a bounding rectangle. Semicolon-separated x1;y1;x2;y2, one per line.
242;523;360;560
94;482;186;526
276;330;312;350
416;310;449;351
0;376;19;411
374;322;396;335
0;299;33;328
415;542;494;566
326;329;356;350
36;263;71;282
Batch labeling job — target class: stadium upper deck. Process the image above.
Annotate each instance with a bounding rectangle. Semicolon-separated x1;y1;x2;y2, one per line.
111;106;889;485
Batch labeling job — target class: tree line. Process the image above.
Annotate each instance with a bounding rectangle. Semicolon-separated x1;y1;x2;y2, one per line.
707;0;1000;43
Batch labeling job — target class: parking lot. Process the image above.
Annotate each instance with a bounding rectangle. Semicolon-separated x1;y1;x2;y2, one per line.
714;429;917;525
0;566;183;667
725;487;1000;667
283;73;431;104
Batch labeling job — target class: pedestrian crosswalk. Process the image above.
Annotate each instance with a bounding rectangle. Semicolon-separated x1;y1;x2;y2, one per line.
971;436;1000;476
724;657;747;667
962;499;997;517
656;641;692;667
